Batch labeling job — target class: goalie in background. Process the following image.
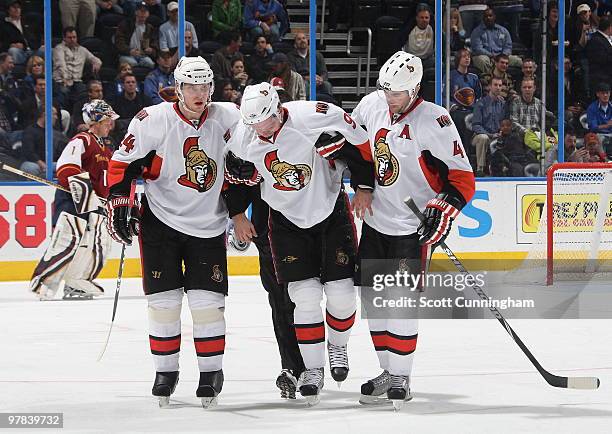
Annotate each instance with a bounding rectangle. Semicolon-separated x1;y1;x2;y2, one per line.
30;100;119;300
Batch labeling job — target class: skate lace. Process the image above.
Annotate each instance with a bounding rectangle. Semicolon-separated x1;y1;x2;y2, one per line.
328;343;349;368
371;370;391;387
390;375;409;389
302;368;324;385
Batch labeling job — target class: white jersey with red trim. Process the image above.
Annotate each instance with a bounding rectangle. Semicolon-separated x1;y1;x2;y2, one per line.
352;91;475;236
108;101;241;238
228;101;370;229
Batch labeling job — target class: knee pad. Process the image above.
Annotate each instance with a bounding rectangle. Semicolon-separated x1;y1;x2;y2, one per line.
324;278;356;318
186;290;225;325
147;288;183;323
288;278;324;312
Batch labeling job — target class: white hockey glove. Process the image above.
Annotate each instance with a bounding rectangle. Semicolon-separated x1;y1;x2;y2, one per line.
417;193;463;247
68;172;104;214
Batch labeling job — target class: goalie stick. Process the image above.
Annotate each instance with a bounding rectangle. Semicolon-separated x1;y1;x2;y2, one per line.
404;196;600;390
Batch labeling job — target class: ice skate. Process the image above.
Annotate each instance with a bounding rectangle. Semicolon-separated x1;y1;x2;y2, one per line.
152;371;179;408
298;368;324;406
62;285;94;300
387;374;412;411
196;370;223;408
359;370;391;405
276;369;298;399
327;342;349;387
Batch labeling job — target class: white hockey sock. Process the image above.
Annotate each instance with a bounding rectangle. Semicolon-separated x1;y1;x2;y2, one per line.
288;278;325;369
385;318;419;377
324;278;356;347
147;289;183;372
187;290;226;372
368;318;390;371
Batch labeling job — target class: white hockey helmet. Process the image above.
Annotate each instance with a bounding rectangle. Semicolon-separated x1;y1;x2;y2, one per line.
377;51;423;96
82;99;119;125
174;56;214;104
240;82;281;125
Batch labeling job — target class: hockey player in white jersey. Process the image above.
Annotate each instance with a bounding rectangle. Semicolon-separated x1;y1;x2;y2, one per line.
106;56;241;408
350;52;475;409
228;82;375;405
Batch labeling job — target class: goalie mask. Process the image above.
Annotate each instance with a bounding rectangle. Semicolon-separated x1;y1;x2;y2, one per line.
82;99;119;126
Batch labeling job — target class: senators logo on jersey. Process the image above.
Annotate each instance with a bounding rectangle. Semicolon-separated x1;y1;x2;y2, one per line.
373;128;399;187
177;137;217;192
264;150;312;191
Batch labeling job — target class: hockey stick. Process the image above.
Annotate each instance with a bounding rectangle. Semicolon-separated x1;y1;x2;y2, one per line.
0;160;107;206
404;197;600;390
97;181;137;361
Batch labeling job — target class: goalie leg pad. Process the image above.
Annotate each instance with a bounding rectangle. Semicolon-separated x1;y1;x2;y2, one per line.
62;212;111;295
30;211;87;299
187;290;226;372
68;172;103;214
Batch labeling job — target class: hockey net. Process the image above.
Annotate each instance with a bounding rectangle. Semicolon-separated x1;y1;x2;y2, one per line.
518;162;612;285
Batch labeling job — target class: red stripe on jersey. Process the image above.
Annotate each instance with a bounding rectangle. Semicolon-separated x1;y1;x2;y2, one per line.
418;154;443;193
355;139;373;162
294;323;325;343
106;160;129;188
386;333;418;355
448;169;476;203
56;164;82;189
142;154;163;181
194;336;225;355
326;310;356;332
149;335;181;353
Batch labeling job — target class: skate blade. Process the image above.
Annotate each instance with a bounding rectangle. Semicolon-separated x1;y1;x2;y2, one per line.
359;394;390;405
304;395;320;407
391;394;413;411
200;396;218;409
158;396;170;408
336;381;343;389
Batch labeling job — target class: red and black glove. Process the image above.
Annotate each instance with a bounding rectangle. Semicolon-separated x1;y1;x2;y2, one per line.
417;193;464;247
314;132;346;160
106;192;140;245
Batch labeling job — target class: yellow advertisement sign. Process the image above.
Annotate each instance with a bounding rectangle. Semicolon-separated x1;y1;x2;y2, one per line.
521;193;612;233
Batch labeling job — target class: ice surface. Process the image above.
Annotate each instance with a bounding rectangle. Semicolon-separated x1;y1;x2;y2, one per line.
0;277;611;433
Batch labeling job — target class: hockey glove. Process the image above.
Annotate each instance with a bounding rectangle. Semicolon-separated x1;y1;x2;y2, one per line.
105;193;140;245
417;193;463;247
225;151;261;186
314;132;346;160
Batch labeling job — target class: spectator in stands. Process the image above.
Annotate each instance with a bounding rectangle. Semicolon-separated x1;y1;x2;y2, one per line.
568;3;598;55
243;0;288;43
583;131;609;162
509;78;543;137
535;2;563;66
184;30;199;57
52;26;101;108
0;53;18;93
515;59;541;98
481;54;516;100
403;3;435;69
489;118;538;176
59;0;97;39
446;48;482;148
585;16;612;94
246;35;273;83
0;52;20;134
123;0;166;21
19;75;44;127
471;76;506;176
144;50;176;105
211;31;244;81
458;0;487;36
270;76;292;103
104;62;133;102
211;0;242;38
470;7;522;73
586;82;612;148
268;52;305;101
443;7;466;53
546;56;587;131
23;55;44;90
112;72;151;137
286;32;334;102
545;129;588;169
212;78;240;103
20;107;68;176
115;2;158;69
159;2;198;53
0;1;34;65
96;0;123;15
231;58;251;94
72;79;103;132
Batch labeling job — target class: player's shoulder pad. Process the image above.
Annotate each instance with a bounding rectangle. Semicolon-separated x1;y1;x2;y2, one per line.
132;102;170;124
208;101;242;121
417;101;454;129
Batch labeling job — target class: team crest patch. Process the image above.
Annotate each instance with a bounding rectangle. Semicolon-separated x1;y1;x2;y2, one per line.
135;109;149;121
373;128;400;187
315;102;329;114
282;255;298;263
398;258;410;274
436;115;452;128
264;150;312;191
177;137;217;192
211;265;223;283
335;249;349;266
